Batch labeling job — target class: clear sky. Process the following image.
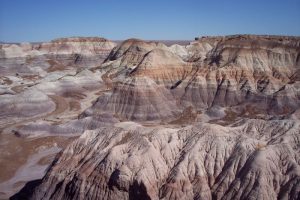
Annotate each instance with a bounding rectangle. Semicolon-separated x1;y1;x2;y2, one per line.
0;0;300;42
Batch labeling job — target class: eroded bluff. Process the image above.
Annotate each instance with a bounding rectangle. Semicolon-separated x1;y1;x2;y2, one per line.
15;120;300;200
88;35;300;122
12;35;300;200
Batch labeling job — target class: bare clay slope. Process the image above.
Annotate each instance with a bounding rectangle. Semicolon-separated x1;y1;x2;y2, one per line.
20;120;300;200
0;37;117;199
11;35;300;200
89;35;300;122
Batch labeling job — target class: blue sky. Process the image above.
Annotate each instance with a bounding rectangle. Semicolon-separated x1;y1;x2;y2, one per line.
0;0;300;42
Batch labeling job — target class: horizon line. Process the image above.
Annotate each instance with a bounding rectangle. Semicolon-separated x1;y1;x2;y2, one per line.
1;33;300;43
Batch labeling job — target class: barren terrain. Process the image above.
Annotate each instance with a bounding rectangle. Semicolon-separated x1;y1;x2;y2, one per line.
0;35;299;200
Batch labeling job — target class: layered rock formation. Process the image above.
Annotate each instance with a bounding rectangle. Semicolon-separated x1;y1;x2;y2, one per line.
85;76;180;121
91;35;300;121
0;37;116;58
1;35;300;200
0;37;117;198
0;37;116;79
0;89;55;126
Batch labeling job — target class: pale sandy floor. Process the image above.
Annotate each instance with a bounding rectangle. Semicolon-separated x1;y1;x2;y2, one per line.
0;69;112;199
0;134;77;199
